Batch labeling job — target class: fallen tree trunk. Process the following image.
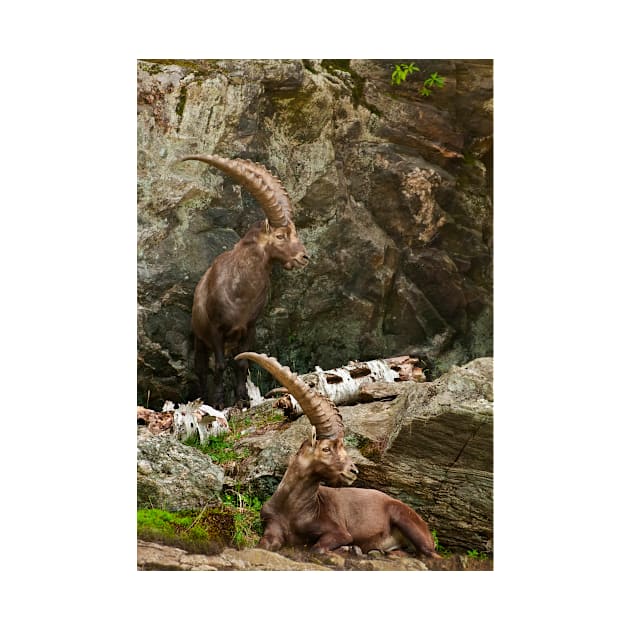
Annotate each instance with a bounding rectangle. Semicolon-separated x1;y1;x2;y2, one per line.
137;357;425;437
264;356;426;417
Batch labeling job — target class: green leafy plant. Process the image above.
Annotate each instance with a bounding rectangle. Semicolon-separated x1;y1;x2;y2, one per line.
391;62;420;86
420;71;445;97
431;529;449;555
391;63;445;97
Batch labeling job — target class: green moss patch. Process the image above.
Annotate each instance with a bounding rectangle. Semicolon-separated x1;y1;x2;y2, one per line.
137;507;233;554
138;489;265;553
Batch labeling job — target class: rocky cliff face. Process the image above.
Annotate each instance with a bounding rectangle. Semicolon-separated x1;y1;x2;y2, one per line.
137;59;493;407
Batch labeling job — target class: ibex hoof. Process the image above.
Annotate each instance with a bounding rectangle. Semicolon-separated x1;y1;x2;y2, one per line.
337;545;363;556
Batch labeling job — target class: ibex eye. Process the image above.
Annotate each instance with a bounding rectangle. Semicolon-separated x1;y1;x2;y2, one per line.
322;447;331;453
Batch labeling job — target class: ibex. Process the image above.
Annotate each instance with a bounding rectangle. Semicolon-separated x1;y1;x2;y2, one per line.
179;155;309;408
235;352;440;559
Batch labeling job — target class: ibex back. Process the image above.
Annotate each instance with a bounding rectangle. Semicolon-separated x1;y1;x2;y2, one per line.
179;155;308;408
236;352;440;559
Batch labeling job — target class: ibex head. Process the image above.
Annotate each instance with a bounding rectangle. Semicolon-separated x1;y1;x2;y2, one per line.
179;154;309;270
258;220;309;270
296;426;358;486
235;352;358;486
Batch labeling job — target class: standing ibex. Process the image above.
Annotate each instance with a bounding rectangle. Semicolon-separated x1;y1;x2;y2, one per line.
235;352;440;559
179;155;309;408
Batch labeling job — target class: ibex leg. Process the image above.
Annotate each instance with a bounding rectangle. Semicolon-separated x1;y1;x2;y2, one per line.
193;337;210;402
212;346;227;409
199;326;226;408
389;502;440;559
311;529;353;553
257;523;285;551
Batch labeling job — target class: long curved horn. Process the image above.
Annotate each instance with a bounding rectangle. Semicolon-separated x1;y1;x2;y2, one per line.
179;154;293;227
235;352;344;440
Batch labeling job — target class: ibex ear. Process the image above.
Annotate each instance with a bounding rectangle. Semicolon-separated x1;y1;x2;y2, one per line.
264;219;271;233
310;425;317;448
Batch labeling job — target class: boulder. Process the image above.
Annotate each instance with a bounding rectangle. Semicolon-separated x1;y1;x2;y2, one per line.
345;358;493;552
137;428;225;509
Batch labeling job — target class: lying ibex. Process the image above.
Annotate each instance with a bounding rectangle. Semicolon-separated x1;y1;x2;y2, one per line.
235;352;440;559
179;155;309;408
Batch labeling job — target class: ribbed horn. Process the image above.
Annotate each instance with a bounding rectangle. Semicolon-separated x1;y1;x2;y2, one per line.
179;154;293;227
235;352;344;440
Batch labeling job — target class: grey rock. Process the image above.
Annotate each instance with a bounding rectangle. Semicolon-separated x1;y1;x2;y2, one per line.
346;358;493;551
137;429;224;509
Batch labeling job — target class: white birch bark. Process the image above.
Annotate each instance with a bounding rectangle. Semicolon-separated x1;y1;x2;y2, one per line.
262;356;425;415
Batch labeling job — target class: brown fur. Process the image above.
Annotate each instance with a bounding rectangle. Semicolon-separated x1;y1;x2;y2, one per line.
258;431;440;559
192;220;308;407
